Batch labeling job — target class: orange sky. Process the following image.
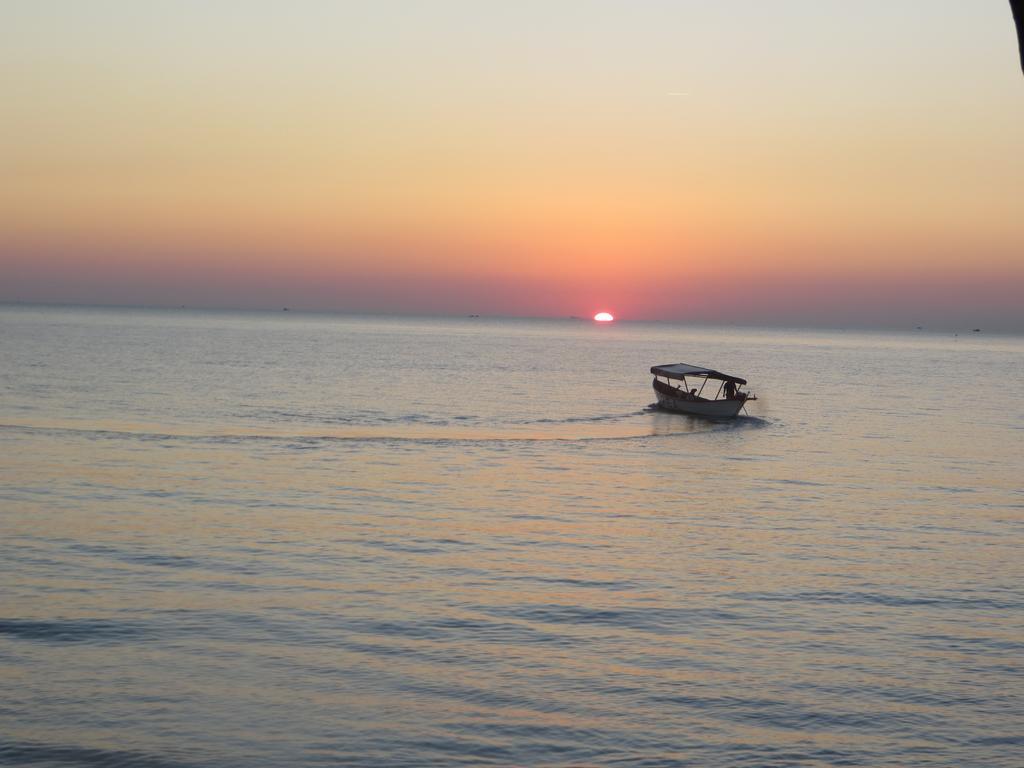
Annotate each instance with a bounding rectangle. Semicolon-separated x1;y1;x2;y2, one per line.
2;2;1023;328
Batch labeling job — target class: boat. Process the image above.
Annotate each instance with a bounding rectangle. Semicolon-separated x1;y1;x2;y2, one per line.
650;362;756;419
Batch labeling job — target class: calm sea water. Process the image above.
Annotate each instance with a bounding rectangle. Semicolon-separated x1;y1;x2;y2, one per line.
1;305;1022;767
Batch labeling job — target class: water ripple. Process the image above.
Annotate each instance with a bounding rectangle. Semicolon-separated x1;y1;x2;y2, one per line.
0;740;198;768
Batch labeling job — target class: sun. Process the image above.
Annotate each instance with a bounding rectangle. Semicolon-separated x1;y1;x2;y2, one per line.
593;312;614;322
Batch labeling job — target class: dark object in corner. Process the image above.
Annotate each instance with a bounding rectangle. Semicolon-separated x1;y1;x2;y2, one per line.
1013;1;1024;75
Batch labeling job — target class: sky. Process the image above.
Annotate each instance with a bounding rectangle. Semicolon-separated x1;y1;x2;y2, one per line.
2;1;1022;328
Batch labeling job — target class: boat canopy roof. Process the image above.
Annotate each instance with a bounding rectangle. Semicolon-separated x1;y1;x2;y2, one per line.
650;363;747;385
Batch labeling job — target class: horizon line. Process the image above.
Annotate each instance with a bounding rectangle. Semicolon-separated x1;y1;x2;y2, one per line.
1;299;1018;335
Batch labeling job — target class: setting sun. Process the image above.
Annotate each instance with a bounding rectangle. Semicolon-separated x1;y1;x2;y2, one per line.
593;312;614;322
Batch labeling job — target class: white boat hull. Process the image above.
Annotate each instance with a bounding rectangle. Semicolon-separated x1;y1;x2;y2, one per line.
654;389;747;419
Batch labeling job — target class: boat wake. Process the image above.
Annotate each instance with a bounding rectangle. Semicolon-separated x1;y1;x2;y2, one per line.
1;410;769;448
520;409;652;425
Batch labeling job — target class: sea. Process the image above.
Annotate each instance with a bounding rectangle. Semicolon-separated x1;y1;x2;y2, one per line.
1;304;1022;767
